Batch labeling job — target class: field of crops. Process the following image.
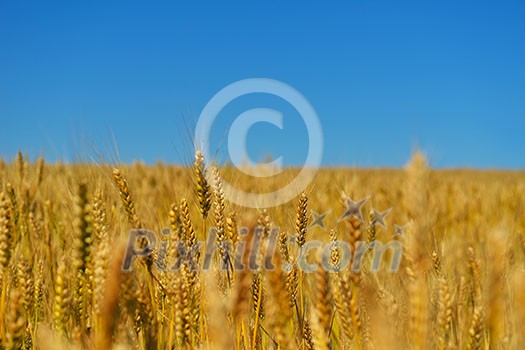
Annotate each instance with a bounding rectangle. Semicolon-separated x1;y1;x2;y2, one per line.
0;151;524;349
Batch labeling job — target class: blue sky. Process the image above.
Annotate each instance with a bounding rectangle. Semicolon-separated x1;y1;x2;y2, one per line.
1;0;524;168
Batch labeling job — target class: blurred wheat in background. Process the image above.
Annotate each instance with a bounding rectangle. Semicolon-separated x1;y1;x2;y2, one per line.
0;150;524;349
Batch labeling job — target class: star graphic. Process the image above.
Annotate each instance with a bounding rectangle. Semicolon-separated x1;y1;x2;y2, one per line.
289;233;299;245
370;207;392;228
338;194;370;223
308;209;331;230
393;223;409;238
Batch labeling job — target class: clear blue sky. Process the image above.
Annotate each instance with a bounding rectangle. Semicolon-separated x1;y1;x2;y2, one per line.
1;0;524;168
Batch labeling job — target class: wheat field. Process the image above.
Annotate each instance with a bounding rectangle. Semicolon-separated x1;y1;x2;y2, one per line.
0;151;524;349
